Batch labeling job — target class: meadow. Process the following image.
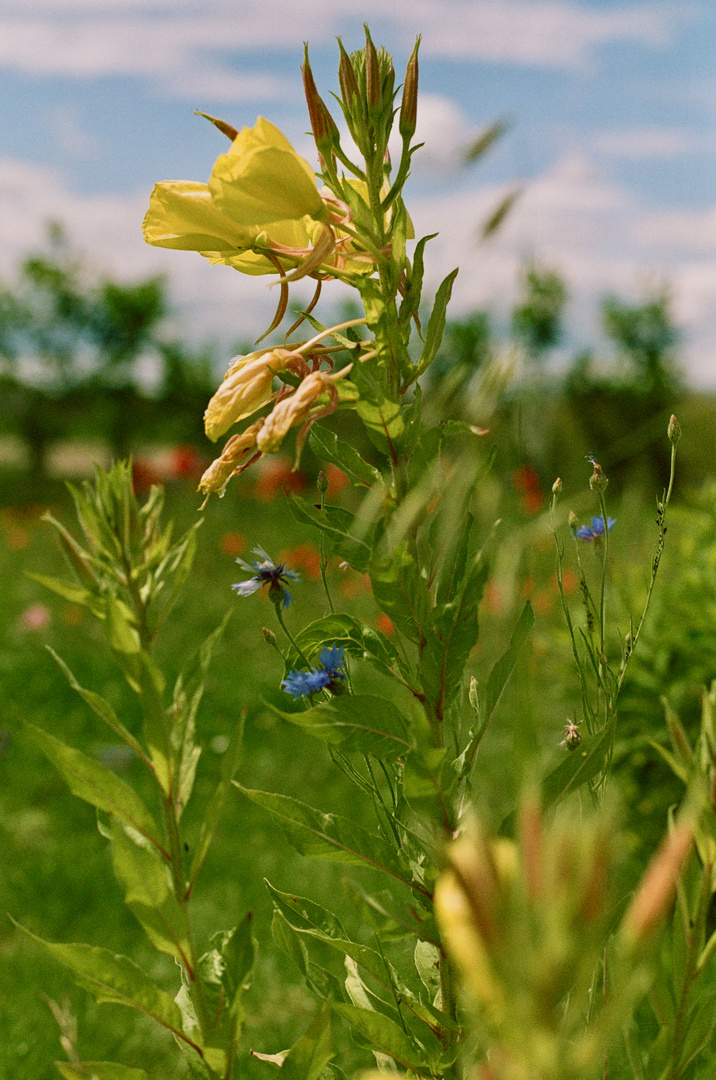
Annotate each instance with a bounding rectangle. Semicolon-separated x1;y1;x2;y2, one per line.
2;394;715;1079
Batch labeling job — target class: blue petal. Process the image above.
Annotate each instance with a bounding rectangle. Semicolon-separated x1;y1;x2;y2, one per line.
319;644;345;671
577;526;594;541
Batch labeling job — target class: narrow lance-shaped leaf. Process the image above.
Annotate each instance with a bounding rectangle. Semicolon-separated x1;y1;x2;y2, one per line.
236;786;425;896
269;695;412;761
14;923;198;1052
484;601;535;723
333;1003;431;1074
25;572;104;617
412;267;459;381
309;424;382;488
280;1004;334;1080
47;646;149;766
399;233;437;328
110;820;192;967
27;725;165;854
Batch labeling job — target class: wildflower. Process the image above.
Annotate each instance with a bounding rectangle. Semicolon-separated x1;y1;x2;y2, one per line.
576;515;616;542
203;348;297;442
257;370;336;456
232;546;300;608
281;643;346;700
198;418;264;502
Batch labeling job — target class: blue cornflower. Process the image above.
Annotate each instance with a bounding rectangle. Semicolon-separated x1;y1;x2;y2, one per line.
232;546;300;608
318;644;345;678
281;667;331;700
576;515;616;542
281;642;346;700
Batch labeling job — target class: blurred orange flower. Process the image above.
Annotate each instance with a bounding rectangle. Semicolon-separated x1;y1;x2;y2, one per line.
326;464;349;495
374;613;395;636
219;531;247;557
280;543;321;580
252;457;307;501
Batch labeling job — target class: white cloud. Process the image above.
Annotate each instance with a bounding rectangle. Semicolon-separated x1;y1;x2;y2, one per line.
595;127;707;159
0;0;686;94
2;149;716;386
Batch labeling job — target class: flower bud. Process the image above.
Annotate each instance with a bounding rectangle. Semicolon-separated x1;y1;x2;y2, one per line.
588;460;608;494
262;627;278;648
668;414;681;445
317;470;329;493
551;477;562;496
568;510;578;532
302;46;340;158
204;349;296;442
399;38;420;141
337;38;360;112
364;26;381;110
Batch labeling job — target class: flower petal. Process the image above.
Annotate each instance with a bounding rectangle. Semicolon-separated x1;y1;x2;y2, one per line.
143;180;255;251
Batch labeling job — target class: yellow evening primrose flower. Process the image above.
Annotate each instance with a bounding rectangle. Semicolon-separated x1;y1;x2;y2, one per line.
208;117;329;228
142;180;256;252
204;348;296;442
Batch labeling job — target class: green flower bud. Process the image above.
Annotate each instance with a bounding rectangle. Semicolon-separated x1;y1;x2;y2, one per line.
551;477;562;496
399;37;420;141
302;45;340;158
668;413;681;445
364;26;381;110
317;470;329;493
589;460;608;494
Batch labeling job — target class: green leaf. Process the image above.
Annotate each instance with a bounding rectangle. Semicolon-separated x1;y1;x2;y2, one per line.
270;695;412;760
15;923;194;1049
309;425;382;488
236;786;419;893
110;820;190;964
106;594;141;658
414;268;459;379
47;647;148;765
266;882;387;984
188;711;244;888
28;725;164;853
287;495;372;573
484;602;535;723
289;613;406;681
213;914;257;1013
280;1004;334;1080
422;554;489;714
55;1063;148;1080
399;234;437;327
370;543;432;645
541;724;613;812
333;1003;429;1072
26;573;103;617
350;362;405;455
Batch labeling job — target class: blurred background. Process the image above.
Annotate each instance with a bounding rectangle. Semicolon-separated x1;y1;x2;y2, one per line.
2;2;716;1078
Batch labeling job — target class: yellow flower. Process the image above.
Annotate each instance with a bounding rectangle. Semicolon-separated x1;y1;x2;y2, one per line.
198;418;264;501
208;117;328;227
204;349;296;442
142;180;255;252
257;371;333;454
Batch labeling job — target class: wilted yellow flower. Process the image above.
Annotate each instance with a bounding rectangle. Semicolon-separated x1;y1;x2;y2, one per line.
198;418;264;501
257;371;333;454
204;349;297;442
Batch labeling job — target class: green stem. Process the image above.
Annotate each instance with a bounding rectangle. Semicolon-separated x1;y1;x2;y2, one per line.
273;602;311;668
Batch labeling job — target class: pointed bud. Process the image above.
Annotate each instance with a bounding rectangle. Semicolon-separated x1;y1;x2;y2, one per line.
194;111;239;142
364;26;381;109
551;477;562;496
399;37;420;141
337;38;360;110
589;460;609;494
668;414;681;445
302;45;339;157
317;470;329;493
568;510;578;532
262;627;278;648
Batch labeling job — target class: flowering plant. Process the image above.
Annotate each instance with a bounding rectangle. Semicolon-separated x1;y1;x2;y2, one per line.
24;29;713;1080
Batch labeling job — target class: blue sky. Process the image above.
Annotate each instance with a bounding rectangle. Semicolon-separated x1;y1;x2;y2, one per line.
2;0;715;383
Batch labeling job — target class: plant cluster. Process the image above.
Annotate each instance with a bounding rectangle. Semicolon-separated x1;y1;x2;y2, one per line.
20;29;716;1080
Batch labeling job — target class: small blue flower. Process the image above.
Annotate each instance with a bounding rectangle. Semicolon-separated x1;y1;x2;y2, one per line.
232;546;300;608
576;515;616;542
281;668;331;700
318;644;345;678
281;642;346;700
